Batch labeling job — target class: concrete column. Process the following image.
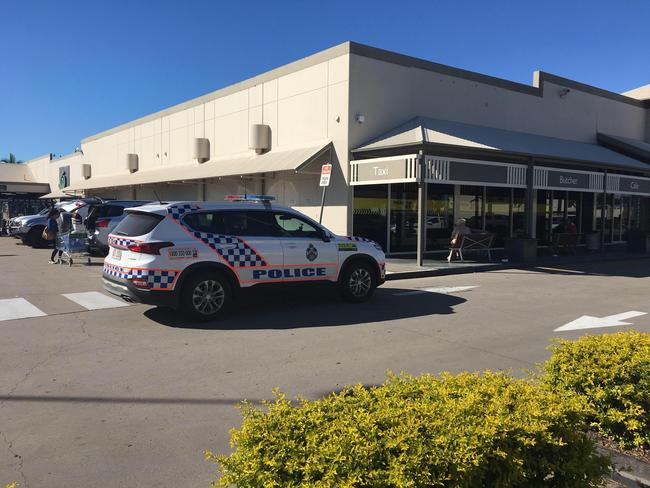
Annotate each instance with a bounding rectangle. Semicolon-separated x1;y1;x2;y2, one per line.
416;151;427;267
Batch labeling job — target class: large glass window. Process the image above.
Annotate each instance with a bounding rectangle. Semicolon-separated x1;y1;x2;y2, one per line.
426;183;454;251
459;185;484;232
390;183;418;252
485;187;510;246
353;185;388;251
512;189;527;237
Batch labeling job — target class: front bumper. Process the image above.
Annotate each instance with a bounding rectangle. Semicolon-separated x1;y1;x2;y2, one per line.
103;274;179;309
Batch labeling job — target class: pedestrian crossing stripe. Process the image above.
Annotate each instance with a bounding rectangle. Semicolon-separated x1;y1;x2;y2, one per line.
62;291;130;310
0;293;130;322
0;298;47;322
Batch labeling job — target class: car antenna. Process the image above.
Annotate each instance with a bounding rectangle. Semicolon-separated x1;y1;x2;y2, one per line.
153;190;163;205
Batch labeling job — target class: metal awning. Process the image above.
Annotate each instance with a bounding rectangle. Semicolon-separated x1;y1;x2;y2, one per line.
597;133;650;164
354;117;650;173
67;141;332;191
39;188;81;199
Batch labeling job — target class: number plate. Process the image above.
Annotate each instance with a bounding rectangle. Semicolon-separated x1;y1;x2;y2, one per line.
112;248;122;260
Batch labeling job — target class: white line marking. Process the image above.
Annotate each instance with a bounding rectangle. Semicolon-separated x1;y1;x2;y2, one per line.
63;292;130;310
554;311;647;332
0;298;47;322
394;286;479;296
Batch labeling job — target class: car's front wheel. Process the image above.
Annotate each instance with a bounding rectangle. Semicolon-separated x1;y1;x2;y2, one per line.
340;261;377;303
180;271;232;321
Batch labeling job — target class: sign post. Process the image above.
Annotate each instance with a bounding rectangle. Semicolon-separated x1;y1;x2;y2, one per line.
318;163;332;223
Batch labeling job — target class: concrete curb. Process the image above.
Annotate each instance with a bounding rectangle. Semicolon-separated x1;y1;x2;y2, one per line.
385;254;650;281
599;446;650;488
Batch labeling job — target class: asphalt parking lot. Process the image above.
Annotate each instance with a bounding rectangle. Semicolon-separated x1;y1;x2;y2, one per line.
1;236;650;487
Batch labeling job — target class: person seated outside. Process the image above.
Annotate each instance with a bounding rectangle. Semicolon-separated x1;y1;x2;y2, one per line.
447;218;472;262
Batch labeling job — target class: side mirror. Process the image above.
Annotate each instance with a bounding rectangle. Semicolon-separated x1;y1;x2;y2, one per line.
321;231;331;243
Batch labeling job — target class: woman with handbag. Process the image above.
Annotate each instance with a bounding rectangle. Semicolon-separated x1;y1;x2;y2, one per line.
44;208;62;263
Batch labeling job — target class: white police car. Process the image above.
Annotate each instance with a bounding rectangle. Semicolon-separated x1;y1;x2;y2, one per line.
102;196;386;320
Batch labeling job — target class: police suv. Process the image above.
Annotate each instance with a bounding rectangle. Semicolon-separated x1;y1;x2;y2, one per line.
103;196;386;320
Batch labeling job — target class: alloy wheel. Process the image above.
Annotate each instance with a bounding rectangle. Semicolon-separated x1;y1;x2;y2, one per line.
348;268;372;297
192;279;225;315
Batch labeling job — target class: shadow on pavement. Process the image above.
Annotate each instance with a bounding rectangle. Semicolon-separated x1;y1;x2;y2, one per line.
144;286;466;330
495;258;650;278
0;395;265;405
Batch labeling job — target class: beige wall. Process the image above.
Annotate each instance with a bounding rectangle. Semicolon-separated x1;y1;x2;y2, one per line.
78;54;351;234
348;54;648;149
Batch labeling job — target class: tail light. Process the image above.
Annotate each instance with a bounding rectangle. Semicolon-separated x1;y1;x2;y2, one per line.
96;219;109;228
127;241;174;255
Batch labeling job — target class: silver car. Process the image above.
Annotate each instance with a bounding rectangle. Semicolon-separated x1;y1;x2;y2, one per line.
86;200;152;255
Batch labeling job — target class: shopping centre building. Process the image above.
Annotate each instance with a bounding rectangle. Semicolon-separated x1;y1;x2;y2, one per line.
3;41;650;260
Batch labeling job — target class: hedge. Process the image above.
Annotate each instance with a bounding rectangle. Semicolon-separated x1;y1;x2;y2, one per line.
544;330;650;449
207;372;610;487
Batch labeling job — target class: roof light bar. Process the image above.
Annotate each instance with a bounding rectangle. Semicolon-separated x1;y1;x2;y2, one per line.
225;195;276;202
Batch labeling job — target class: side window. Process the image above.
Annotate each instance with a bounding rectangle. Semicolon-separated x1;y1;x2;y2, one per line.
274;213;322;239
221;211;282;237
106;205;124;218
183;212;226;234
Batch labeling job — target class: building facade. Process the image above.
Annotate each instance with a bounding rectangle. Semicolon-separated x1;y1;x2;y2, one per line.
6;42;650;258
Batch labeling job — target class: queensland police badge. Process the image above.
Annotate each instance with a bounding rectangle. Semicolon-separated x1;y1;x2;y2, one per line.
306;243;318;261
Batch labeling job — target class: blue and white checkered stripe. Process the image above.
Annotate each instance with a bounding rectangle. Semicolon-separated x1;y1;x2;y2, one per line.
103;263;178;290
346;236;375;243
166;204;267;268
167;203;202;221
108;236;138;248
191;231;266;267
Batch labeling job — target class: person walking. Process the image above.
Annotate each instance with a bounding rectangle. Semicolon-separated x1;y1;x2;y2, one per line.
45;208;62;263
447;218;472;262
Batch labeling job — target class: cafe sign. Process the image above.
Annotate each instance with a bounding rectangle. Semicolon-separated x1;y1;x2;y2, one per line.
607;174;650;196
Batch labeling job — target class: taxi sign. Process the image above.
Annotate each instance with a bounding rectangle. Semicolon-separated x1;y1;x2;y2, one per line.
319;163;332;187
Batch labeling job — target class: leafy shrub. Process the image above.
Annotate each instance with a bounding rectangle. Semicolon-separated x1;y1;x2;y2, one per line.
544;330;650;449
207;372;610;487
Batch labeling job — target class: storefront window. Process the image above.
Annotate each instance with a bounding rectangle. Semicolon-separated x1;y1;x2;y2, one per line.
353;185;388;251
512;189;526;237
485;187;510;246
459;185;484;232
390;183;418;253
426;183;454;251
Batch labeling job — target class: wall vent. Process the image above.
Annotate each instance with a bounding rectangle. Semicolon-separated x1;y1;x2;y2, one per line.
81;164;92;179
193;138;210;163
126;153;139;173
249;124;271;154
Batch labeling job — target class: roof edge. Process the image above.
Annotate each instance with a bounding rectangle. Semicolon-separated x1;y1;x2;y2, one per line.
82;42;353;144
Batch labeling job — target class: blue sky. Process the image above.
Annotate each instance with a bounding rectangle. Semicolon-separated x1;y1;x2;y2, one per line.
1;0;649;161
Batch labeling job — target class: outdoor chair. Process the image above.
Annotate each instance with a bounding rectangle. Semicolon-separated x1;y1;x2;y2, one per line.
453;233;496;262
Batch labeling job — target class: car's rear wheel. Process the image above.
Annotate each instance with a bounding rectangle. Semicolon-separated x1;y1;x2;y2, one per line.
27;226;48;248
181;271;232;321
340;261;377;303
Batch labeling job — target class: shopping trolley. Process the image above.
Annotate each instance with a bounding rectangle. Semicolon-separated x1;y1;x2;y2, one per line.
56;231;92;266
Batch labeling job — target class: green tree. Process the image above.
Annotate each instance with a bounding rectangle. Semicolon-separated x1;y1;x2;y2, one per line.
1;153;23;164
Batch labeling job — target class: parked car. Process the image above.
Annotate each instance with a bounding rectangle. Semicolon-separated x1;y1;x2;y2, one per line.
103;196;386;320
86;200;152;255
15;197;106;247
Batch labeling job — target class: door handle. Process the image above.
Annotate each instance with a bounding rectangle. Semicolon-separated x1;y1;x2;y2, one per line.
286;243;298;249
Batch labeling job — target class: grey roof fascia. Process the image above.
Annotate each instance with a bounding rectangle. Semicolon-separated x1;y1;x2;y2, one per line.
348;42;650;108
